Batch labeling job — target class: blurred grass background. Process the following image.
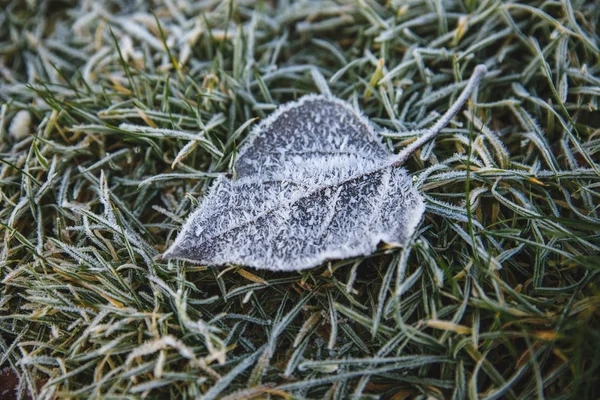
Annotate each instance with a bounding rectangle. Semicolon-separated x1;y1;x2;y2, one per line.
1;0;599;398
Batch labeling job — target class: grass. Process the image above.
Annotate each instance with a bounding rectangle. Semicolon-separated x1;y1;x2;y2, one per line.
1;0;599;398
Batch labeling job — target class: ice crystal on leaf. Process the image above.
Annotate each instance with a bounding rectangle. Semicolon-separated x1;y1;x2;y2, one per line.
164;66;487;270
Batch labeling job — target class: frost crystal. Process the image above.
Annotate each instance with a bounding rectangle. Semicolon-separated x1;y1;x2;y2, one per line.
164;95;424;270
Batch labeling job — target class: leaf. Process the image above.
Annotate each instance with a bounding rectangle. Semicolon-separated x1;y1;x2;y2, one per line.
163;95;422;270
164;66;488;271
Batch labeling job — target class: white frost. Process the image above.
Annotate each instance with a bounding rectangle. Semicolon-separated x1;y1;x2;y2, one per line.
9;110;32;140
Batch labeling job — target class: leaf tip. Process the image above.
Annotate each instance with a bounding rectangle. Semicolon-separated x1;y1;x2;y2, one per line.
162;244;181;261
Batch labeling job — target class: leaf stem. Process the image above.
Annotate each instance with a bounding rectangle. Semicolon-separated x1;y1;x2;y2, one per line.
392;64;488;167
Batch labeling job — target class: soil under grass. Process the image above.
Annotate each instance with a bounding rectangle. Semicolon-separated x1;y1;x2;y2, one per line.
1;0;599;399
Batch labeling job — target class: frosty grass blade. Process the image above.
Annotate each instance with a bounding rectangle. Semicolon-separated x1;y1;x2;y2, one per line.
164;65;488;271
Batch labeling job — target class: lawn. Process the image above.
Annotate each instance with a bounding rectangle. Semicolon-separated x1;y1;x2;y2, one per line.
1;0;599;398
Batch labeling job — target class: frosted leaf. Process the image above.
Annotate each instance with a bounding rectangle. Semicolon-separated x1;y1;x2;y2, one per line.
163;95;423;270
163;65;487;270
